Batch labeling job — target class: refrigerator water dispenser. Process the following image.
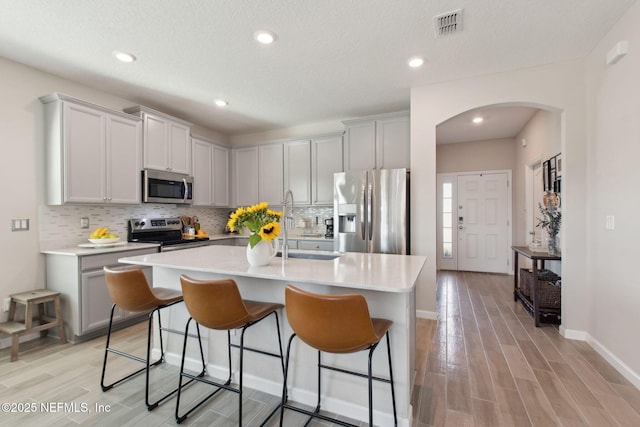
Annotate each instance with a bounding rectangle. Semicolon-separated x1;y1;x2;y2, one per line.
338;214;356;233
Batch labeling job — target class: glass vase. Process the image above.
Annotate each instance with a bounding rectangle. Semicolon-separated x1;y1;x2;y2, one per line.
546;235;559;256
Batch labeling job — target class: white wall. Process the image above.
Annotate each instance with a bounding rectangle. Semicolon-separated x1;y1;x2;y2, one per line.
0;57;228;322
514;110;562;246
584;1;640;384
411;2;640;386
436;137;517;174
410;60;589;336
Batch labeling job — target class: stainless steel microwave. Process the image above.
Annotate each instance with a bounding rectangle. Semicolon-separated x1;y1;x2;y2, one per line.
142;169;193;204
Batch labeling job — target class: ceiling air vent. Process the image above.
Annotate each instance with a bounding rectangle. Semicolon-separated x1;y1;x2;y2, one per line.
434;9;463;37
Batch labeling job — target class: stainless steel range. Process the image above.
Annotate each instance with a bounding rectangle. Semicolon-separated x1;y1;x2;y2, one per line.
127;217;210;252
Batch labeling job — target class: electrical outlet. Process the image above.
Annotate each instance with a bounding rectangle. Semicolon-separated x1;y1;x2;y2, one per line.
80;217;90;229
3;297;10;312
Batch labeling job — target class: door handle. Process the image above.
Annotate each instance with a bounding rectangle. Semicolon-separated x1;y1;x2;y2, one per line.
458;225;464;230
360;184;366;240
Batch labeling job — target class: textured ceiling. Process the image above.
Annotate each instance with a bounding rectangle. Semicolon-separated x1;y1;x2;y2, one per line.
0;0;635;137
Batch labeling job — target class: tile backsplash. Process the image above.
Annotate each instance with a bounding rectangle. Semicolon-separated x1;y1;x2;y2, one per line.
39;204;333;250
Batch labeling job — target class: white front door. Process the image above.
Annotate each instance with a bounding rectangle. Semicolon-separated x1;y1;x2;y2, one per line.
457;172;510;273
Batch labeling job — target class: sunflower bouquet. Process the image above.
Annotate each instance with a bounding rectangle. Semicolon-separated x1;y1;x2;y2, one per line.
227;202;283;248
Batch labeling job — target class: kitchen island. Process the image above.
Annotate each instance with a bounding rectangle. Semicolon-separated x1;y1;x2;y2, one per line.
119;245;425;427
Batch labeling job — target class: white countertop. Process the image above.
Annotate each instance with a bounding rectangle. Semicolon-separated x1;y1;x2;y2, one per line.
41;242;160;256
119;245;425;293
210;233;333;242
39;233;332;257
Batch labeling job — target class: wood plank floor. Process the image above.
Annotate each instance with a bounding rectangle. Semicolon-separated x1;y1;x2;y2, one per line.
1;270;639;426
412;270;640;426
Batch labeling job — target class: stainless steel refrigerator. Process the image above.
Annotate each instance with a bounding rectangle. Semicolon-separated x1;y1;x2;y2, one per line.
333;168;409;254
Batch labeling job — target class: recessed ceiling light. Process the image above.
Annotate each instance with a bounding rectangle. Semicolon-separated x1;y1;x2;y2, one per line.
112;50;136;63
408;57;424;68
472;117;484;124
214;99;228;107
254;30;276;44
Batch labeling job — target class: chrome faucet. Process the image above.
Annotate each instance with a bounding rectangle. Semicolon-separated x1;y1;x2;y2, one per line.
281;190;295;260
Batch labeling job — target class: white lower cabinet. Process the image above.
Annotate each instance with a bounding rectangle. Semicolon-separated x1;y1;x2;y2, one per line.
209;238;236;246
45;247;158;341
235;237;250;247
298;240;334;251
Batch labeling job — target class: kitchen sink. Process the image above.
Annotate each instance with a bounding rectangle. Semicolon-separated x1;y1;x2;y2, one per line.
276;252;340;260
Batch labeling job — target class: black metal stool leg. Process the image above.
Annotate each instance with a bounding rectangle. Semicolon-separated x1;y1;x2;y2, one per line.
368;344;377;426
226;329;233;385
280;333;296;427
102;300;202;412
175;317;193;423
315;350;322;412
386;332;397;426
145;309;157;409
239;326;248;426
100;304;118;391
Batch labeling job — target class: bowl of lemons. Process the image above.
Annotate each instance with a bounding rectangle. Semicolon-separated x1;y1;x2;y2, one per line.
88;227;120;244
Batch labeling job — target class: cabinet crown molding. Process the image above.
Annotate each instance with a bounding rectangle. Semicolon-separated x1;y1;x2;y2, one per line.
124;105;193;127
341;110;409;126
39;92;142;122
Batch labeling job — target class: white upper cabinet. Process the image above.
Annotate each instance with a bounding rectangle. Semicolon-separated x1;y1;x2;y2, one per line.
284;140;311;206
343;112;409;170
231;146;259;207
106;115;143;204
212;144;230;206
344;121;376;171
311;134;343;205
259;144;284;206
192;138;213;205
230;135;343;208
191;136;229;207
124;106;192;175
376;113;410;169
40;93;142;205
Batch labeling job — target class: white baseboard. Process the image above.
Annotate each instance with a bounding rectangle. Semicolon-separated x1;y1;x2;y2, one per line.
559;327;640;390
559;326;587;341
416;309;437;320
586;334;640;390
158;349;410;426
0;331;41;350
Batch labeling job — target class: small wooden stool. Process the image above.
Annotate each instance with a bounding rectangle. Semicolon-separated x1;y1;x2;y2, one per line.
0;289;67;362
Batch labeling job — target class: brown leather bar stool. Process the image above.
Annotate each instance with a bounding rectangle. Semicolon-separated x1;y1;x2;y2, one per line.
176;275;284;425
280;285;397;427
100;267;205;411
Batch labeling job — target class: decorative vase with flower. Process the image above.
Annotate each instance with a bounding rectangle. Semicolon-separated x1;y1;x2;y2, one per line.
536;197;562;256
227;202;283;266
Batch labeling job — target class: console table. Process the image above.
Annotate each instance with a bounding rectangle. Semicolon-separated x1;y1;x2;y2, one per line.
512;246;561;327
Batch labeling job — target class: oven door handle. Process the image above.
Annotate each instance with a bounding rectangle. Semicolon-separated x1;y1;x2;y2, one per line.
161;241;210;252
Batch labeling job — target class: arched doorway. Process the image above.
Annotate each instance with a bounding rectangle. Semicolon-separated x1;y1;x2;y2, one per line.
434;103;561;273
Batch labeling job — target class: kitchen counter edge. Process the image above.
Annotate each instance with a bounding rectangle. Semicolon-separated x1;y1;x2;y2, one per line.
41;242;160;256
119;245;425;293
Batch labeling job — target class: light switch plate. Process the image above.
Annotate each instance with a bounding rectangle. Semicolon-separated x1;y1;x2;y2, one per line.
80;217;90;228
11;218;29;231
606;215;615;230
